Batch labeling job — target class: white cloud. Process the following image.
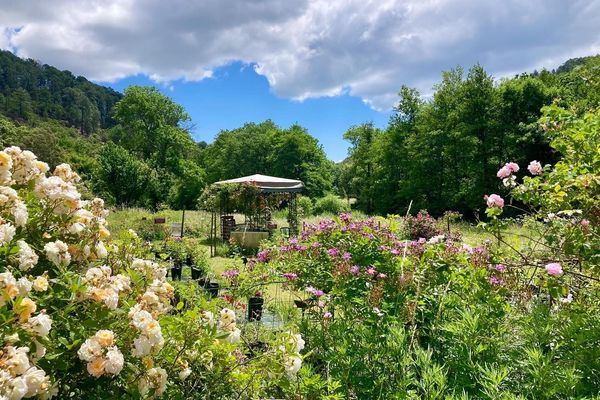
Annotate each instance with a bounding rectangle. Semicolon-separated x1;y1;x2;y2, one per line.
1;0;599;109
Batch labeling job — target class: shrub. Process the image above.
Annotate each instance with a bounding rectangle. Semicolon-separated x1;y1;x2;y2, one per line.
404;209;441;239
297;195;313;217
313;194;350;215
240;106;600;399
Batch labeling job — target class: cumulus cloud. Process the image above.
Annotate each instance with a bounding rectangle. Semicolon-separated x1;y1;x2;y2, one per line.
1;0;599;109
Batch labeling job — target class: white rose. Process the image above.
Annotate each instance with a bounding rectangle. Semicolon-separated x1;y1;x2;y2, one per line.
77;338;102;362
132;336;153;358
23;366;49;397
16;277;32;297
179;367;192;381
104;347;124;375
284;354;302;378
28;313;52;337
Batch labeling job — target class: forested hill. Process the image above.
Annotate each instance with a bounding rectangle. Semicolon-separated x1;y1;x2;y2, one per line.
0;50;121;133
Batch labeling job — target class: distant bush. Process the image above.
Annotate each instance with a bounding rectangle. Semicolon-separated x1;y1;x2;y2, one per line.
297;196;313;217
404;209;441;240
314;194;350;215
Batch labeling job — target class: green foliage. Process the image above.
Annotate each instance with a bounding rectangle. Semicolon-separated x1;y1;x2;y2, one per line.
105;86;206;208
94;143;157;206
313;194;350;215
203;120;333;197
297;195;313;217
339;58;600;217
168;160;206;210
0;49;121;131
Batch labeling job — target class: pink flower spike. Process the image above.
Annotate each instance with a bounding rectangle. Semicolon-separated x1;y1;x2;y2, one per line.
545;262;563;277
323;312;333;319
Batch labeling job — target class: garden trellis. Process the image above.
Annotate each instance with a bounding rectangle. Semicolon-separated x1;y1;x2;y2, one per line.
202;174;304;256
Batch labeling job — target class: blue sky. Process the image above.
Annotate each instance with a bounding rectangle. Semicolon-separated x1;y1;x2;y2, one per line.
102;62;391;161
2;0;599;162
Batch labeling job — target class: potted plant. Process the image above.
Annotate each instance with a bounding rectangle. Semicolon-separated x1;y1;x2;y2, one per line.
207;282;220;298
188;241;209;280
171;259;183;281
247;291;264;321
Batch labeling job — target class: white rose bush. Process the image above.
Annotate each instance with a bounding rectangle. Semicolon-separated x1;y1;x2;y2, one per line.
0;147;325;399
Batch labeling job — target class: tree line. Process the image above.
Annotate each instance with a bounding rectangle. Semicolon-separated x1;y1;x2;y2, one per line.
0;51;598;216
338;56;600;218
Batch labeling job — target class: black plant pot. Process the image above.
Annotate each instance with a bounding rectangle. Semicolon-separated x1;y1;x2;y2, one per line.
207;282;220;298
191;267;204;280
171;265;182;281
197;277;209;288
186;255;193;266
294;299;308;309
247;297;264;321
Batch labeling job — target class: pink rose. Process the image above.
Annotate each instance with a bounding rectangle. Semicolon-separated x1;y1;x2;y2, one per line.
496;166;511;179
506;162;519;173
486;194;504;208
527;160;543;175
580;219;590;231
545;262;563;277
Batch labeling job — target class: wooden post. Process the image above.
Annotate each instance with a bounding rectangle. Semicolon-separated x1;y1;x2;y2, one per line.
180;209;185;238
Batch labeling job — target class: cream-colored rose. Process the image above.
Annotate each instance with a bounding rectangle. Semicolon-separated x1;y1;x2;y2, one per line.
32;276;48;292
17;297;37;322
87;357;106;377
95;330;115;347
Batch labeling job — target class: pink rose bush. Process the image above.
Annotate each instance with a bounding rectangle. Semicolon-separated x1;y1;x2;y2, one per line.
236;105;600;398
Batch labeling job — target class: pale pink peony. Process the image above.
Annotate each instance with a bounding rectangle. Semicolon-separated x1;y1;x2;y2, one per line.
527;160;543;175
545;262;563;277
486;194;504;208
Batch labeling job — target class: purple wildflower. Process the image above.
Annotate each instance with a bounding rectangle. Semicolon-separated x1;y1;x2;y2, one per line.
257;250;269;263
222;269;240;278
488;276;501;285
339;212;352;222
283;272;298;281
327;248;339;257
